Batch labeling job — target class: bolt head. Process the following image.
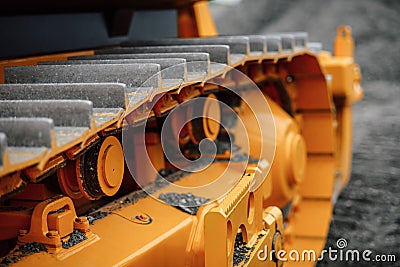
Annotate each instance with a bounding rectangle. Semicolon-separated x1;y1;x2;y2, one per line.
46;230;59;238
19;229;28;236
75;216;88;223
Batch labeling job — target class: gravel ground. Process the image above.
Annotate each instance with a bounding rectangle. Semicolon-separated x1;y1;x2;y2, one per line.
211;0;399;265
321;80;400;265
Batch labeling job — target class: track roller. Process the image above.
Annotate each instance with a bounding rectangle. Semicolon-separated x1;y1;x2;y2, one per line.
57;160;83;199
77;136;124;200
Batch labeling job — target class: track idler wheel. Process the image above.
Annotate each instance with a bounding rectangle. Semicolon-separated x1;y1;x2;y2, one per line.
77;136;124;200
188;93;221;144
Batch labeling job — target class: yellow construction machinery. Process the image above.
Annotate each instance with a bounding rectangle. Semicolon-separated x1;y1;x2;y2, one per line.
0;1;362;266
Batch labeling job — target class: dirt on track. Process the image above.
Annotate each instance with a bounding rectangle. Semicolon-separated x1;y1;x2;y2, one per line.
211;0;400;265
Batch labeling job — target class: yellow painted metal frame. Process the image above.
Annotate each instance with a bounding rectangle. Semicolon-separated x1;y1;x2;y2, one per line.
0;1;363;265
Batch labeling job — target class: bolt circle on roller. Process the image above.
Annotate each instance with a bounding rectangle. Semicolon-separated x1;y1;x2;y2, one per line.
77;136;124;200
188;94;221;144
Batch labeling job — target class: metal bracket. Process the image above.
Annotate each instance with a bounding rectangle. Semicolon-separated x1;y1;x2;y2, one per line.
204;169;283;267
18;195;78;249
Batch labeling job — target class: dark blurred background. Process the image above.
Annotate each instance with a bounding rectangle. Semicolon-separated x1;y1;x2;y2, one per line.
210;0;400;265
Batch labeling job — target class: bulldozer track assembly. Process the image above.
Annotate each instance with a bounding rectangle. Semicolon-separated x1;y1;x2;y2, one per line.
0;1;362;266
